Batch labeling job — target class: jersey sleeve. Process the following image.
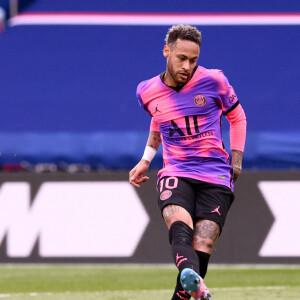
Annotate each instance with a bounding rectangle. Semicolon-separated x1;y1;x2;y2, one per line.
226;104;247;152
217;71;239;115
136;81;152;116
150;117;159;132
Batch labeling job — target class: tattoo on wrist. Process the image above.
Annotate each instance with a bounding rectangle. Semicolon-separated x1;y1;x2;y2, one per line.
232;150;243;166
147;131;161;150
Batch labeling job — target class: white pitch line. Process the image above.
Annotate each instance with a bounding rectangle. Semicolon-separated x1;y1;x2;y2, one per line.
0;293;54;298
0;286;287;297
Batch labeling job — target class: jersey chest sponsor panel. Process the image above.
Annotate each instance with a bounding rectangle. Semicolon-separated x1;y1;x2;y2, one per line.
137;67;237;189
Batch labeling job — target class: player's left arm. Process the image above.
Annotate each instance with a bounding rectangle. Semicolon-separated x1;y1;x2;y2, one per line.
217;70;247;181
225;104;247;181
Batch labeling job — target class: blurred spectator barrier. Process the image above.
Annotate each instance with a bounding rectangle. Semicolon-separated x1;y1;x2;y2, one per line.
0;170;299;264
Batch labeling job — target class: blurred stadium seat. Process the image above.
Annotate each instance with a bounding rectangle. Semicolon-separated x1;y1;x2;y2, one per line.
0;0;299;170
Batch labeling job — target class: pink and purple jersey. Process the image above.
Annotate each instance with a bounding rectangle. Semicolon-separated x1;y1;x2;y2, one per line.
137;66;239;190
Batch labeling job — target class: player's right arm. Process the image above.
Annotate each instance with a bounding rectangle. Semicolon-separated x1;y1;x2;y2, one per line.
129;119;161;188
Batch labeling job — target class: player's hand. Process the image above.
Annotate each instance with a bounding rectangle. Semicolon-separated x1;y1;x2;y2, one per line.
129;160;150;188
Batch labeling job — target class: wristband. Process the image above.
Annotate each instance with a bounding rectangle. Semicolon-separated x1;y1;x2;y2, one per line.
142;146;157;163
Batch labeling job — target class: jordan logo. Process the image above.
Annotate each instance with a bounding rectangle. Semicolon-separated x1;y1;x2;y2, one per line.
177;290;190;300
153;104;161;114
211;206;221;216
176;253;187;267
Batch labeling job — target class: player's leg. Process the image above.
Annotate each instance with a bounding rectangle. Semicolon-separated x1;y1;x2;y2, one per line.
158;177;197;300
191;181;235;299
192;219;219;299
164;205;196;300
193;219;220;254
163;204;199;272
176;218;218;300
196;250;211;279
194;180;234;255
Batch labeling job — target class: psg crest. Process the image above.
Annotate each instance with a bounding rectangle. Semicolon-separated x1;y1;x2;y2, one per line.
194;94;207;107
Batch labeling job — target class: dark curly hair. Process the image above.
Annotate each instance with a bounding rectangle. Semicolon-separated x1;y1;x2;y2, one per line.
165;24;202;47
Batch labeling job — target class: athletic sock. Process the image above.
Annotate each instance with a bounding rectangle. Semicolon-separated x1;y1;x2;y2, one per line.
171;273;191;300
169;221;199;300
169;221;200;272
196;250;211;278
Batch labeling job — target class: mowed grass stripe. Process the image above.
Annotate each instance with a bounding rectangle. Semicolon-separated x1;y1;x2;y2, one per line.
1;287;300;300
0;266;299;296
1;267;175;293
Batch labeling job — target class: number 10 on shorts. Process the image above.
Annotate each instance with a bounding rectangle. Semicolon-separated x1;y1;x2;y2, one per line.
159;177;179;192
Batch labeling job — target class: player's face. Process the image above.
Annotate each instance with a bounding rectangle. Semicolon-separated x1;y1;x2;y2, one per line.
163;39;200;87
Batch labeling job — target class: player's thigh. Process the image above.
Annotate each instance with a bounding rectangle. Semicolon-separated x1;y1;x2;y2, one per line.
162;204;193;229
195;182;234;233
158;176;195;229
193;219;220;254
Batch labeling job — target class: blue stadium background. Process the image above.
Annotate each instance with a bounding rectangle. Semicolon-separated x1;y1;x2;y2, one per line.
0;0;299;170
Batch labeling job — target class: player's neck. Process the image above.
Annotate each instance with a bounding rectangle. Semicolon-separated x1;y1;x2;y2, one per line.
163;71;182;88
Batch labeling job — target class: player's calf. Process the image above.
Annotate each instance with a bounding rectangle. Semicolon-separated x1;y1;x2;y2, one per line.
169;221;199;272
169;221;199;300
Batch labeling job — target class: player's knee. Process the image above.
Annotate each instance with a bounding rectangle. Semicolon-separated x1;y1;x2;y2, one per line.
192;219;220;253
169;221;194;245
192;237;215;253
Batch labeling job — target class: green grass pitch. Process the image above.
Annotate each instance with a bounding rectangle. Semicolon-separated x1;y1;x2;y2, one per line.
0;264;299;299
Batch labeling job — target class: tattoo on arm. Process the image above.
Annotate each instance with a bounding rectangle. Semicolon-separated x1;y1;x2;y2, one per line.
232;150;243;181
232;150;243;167
147;131;162;151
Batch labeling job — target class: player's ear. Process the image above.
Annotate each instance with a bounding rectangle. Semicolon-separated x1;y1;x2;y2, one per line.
163;45;170;58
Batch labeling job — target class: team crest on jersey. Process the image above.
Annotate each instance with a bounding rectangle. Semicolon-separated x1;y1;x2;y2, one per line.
194;94;207;107
160;190;172;201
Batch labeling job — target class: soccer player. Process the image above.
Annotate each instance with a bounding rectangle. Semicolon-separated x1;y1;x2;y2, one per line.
129;24;247;300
